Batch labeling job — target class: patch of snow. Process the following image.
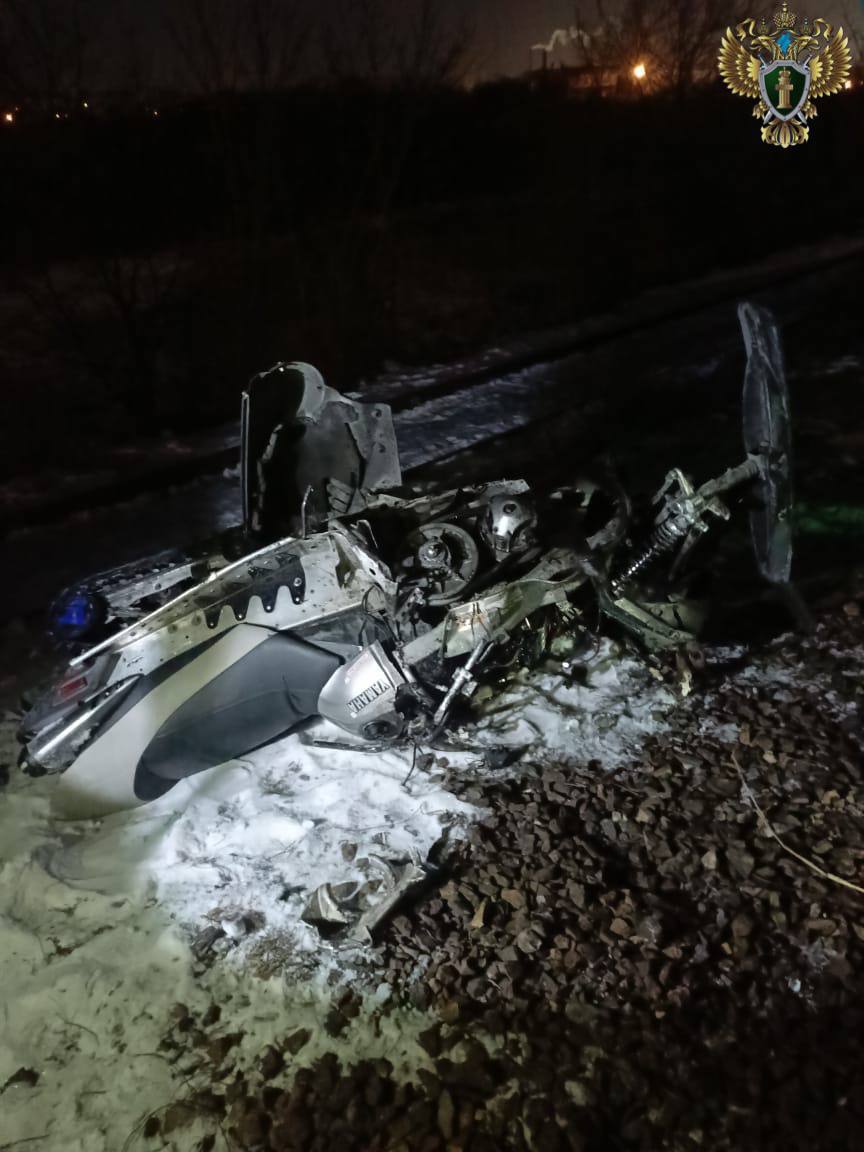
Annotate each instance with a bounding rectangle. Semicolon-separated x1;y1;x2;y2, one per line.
702;644;747;666
0;714;472;1151
699;718;740;744
733;661;810;691
698;639;862;752
648;355;722;386
394;356;582;471
467;640;678;768
0;642;683;1149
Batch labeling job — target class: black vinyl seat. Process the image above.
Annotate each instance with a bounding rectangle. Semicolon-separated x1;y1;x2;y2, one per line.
134;632;342;800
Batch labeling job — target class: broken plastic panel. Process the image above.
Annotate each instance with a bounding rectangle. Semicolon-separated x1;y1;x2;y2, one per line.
241;361;401;540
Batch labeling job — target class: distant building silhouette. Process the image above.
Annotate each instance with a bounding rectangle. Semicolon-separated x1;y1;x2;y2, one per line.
526;52;630;99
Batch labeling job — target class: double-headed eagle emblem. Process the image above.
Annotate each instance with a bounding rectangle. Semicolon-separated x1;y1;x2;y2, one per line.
719;3;852;147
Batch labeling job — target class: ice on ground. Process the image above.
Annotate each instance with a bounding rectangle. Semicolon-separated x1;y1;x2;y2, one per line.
0;646;679;1151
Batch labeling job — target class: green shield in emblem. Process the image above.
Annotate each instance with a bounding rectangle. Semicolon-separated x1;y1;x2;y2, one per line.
760;59;810;121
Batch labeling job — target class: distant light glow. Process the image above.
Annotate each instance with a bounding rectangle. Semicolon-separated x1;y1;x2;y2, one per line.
844;79;853;89
153;109;160;117
633;62;647;81
82;100;89;108
3;112;13;124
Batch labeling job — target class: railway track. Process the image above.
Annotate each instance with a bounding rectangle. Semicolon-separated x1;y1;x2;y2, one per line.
2;233;863;538
2;242;862;624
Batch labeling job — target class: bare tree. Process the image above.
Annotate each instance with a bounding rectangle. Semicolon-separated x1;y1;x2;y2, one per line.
163;0;309;95
400;0;476;87
840;4;864;64
115;9;156;99
569;0;749;93
324;0;476;89
655;0;751;93
0;0;107;98
245;0;309;91
163;0;245;94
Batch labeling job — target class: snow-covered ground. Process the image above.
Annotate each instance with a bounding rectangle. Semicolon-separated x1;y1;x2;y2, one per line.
0;643;676;1152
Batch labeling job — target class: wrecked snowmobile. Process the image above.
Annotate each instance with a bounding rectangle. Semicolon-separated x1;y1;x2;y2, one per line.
19;303;794;816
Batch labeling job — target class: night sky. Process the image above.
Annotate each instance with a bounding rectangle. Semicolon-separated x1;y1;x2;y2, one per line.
29;0;858;92
272;0;851;80
115;0;589;84
474;0;858;79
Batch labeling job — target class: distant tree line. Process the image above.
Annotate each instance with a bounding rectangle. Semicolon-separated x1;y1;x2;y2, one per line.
534;1;862;94
2;0;860;102
0;0;861;483
0;0;475;100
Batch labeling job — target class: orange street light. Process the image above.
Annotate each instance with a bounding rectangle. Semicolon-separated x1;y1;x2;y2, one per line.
633;62;647;81
3;111;13;124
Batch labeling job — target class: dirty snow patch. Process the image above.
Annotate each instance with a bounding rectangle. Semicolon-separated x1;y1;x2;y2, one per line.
0;643;682;1150
468;640;678;768
0;716;472;1152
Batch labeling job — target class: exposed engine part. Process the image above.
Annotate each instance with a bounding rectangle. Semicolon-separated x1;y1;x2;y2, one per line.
480;494;538;560
431;637;495;736
397;522;480;606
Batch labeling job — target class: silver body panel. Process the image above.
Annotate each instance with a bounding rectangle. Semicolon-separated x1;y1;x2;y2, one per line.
71;530;395;688
402;546;590;663
55;625;272;818
318;642;407;740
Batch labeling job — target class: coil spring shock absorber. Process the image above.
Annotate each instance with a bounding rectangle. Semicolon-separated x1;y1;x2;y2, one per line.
611;468;736;596
611;516;690;594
